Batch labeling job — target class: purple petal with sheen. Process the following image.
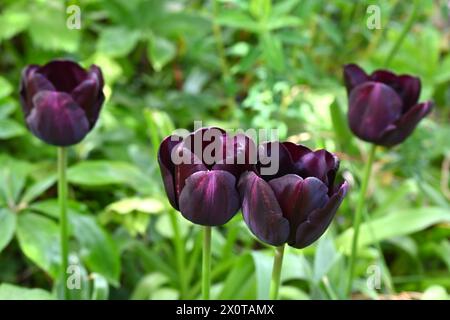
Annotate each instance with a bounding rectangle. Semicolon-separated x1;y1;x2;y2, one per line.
269;175;329;242
26;91;90;146
378;101;433;147
343;64;369;94
348;82;403;143
158;135;183;209
238;171;290;246
293;181;348;248
178;170;240;226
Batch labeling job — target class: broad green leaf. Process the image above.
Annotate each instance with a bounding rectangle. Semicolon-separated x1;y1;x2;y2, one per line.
0;101;17;119
0;77;13;99
337;207;450;254
0;119;26;140
0;209;16;253
28;2;80;52
70;213;120;285
97;27;141;57
107;197;164;215
20;175;57;206
329;99;357;155
313;235;340;284
147;36;176;72
0;159;30;206
218;253;256;299
0;6;30;41
16;213;61;278
67;160;152;193
131;273;170;300
0;284;54;300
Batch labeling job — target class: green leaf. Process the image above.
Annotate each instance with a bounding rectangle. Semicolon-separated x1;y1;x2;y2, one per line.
216;10;261;32
97;27;141;57
313;235;340;284
0;209;16;253
0;284;55;300
249;0;272;20
16;213;61;278
28;2;80;52
0;101;17;119
0;6;30;41
218;253;256;299
67;160;152;193
107;197;165;215
0;119;26;140
329;99;358;155
0;77;13;99
70;213;121;286
260;32;285;72
147;36;176;72
337;207;450;254
20;175;57;206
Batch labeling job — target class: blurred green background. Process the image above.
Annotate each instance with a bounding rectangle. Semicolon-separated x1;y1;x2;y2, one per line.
0;0;449;300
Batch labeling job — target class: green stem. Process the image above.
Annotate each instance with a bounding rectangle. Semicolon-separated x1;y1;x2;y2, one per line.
58;147;69;300
269;244;285;300
384;0;419;67
169;210;188;299
346;144;377;297
202;226;212;300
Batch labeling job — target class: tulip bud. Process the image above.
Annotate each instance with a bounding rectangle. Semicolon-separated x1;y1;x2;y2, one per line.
19;59;105;146
344;64;433;147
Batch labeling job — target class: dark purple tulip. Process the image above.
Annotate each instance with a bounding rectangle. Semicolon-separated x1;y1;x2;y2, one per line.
19;59;105;146
238;142;348;248
344;64;433;147
158;127;256;226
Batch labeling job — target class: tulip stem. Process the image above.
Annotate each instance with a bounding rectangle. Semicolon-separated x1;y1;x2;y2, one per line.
346;144;377;298
58;147;69;300
269;244;285;300
202;226;212;300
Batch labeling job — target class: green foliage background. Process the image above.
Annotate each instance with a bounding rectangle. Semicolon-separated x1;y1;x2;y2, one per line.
0;0;449;300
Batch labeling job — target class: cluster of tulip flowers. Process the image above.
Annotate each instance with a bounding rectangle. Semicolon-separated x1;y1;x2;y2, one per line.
19;59;432;300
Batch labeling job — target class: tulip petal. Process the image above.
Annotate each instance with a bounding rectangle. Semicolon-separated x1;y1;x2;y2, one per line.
371;71;421;112
269;175;329;242
212;133;256;177
26;91;90;146
37;60;88;93
343;64;369;94
238;171;290;246
294;149;339;190
281;142;312;163
20;65;55;115
174;146;208;198
180;127;226;162
257;141;294;180
293;181;348;249
378;101;433;147
396;75;421;113
178;170;240;226
348;82;403;143
158;135;183;209
71;68;103;127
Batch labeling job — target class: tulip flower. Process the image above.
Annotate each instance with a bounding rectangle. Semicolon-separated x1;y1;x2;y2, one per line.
238;141;348;299
238;142;348;248
19;59;105;300
343;64;433;297
20;59;105;146
344;63;433;147
158;127;255;299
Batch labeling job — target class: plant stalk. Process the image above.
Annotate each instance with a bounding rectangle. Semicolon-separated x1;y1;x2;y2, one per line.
58;147;69;300
202;226;212;300
269;244;285;300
